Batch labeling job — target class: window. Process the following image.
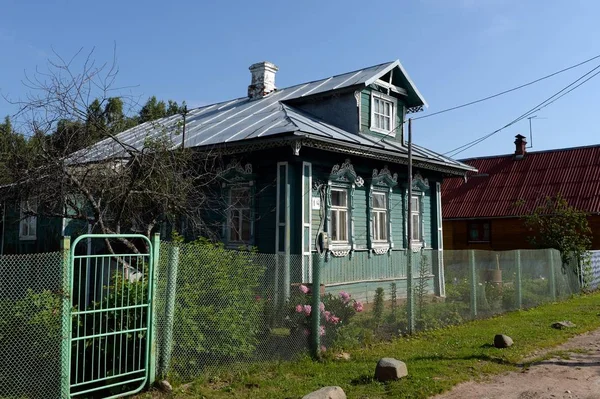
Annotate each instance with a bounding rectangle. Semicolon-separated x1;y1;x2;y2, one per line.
371;92;396;134
411;195;421;242
371;192;388;242
468;220;490;243
19;199;37;240
228;187;252;243
330;188;349;242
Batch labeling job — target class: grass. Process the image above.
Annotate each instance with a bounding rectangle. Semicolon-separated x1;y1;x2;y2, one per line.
140;292;600;399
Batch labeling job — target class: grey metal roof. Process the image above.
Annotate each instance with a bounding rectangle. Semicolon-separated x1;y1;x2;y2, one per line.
75;60;472;173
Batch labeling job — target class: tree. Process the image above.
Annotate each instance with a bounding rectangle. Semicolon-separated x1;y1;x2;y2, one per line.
523;194;592;268
5;49;222;255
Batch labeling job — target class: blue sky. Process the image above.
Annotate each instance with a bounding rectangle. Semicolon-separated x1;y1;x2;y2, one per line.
1;0;599;159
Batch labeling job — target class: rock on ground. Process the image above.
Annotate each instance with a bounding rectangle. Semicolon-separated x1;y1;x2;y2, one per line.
494;334;514;348
302;386;346;399
374;357;408;382
552;321;576;329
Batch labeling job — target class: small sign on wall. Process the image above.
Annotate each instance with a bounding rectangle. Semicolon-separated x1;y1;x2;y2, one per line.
312;197;321;210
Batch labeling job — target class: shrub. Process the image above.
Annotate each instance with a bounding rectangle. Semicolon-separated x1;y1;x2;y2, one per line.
170;238;265;374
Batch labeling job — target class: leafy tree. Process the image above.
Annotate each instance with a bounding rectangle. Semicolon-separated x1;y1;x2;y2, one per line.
523;194;592;268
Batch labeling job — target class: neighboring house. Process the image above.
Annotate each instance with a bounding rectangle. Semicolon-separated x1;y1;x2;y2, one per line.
442;134;600;251
3;60;473;300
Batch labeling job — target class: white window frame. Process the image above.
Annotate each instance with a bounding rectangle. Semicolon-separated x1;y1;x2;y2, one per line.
371;191;388;243
370;91;397;136
330;187;350;244
227;185;253;244
19;199;37;241
410;194;422;243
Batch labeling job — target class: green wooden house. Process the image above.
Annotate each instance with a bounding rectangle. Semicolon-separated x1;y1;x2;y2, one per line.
2;60;474;301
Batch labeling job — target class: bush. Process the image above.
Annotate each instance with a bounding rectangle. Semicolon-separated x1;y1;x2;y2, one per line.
287;286;363;352
169;239;265;374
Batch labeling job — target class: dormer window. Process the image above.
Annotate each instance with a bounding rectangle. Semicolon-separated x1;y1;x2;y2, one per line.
370;92;397;135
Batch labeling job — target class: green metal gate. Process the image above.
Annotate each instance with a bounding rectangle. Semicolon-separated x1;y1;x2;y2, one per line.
67;234;157;398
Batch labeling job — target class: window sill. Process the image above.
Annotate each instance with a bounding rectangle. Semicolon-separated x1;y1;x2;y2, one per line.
468;241;490;244
370;127;396;136
19;237;37;241
329;244;351;257
371;244;390;255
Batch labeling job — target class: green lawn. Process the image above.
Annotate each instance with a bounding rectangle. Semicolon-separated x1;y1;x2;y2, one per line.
144;292;600;399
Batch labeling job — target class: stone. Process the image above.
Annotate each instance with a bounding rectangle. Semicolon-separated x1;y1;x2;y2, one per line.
302;386;346;399
156;380;173;393
494;334;514;348
552;321;576;329
374;358;408;382
334;352;351;361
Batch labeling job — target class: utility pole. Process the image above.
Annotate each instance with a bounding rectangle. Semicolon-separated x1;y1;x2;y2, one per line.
406;118;414;334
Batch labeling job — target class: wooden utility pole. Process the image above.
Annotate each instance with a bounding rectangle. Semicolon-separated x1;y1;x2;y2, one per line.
407;118;414;333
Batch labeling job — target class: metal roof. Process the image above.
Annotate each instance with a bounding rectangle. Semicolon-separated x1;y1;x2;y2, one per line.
75;60;470;173
442;145;600;218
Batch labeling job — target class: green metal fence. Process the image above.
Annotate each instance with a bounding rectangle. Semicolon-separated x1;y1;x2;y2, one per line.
0;243;586;398
0;251;66;399
67;234;157;399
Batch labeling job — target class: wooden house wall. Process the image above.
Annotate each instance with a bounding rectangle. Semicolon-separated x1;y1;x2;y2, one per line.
444;215;600;251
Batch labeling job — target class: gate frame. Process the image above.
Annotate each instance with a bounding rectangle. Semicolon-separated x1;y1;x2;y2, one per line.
62;233;159;399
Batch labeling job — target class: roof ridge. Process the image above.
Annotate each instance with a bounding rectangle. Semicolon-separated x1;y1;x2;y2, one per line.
459;142;600;162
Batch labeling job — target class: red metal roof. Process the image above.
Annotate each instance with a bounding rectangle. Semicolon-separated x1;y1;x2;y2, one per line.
442;145;600;219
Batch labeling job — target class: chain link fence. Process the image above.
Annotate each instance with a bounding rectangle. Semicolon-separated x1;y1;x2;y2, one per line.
154;241;309;383
0;244;588;397
0;251;66;399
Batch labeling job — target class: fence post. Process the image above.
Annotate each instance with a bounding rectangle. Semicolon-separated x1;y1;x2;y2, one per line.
148;233;161;386
311;253;322;358
469;250;477;319
60;236;71;399
515;250;522;309
549;249;557;301
158;244;179;378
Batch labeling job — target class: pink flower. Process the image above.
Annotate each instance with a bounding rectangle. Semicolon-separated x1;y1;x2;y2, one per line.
295;304;303;313
319;325;326;336
323;311;332;321
330;315;340;324
320;345;327;352
255;295;262;301
303;328;310;337
319;302;325;312
303;304;312;316
353;301;364;312
339;291;351;304
299;284;310;294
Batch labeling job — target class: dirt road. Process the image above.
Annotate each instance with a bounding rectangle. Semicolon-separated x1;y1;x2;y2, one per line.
434;328;600;399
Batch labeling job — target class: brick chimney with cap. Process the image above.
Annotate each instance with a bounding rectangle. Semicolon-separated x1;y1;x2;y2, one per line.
514;134;527;159
248;61;278;99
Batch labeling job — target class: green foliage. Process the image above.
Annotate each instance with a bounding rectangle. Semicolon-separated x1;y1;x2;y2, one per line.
0;290;63;398
170;239;265;375
523;194;592;269
373;287;384;325
159;293;600;399
415;251;430;325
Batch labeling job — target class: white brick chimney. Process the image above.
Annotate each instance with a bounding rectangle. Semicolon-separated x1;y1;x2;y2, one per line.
248;61;278;99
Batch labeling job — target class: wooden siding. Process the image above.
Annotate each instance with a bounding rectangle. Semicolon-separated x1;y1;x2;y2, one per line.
445;215;600;251
353;187;368;249
325;276;435;304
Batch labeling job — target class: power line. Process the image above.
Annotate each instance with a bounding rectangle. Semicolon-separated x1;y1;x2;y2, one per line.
444;61;600;158
365;53;600;156
412;53;600;121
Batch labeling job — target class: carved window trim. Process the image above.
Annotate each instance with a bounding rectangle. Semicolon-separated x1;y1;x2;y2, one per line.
326;159;364;258
368;166;398;255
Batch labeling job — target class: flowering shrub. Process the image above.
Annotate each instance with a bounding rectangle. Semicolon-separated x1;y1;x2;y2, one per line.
288;285;363;352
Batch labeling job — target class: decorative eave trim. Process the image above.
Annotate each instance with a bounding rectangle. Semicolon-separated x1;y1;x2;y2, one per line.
190;134;471;177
